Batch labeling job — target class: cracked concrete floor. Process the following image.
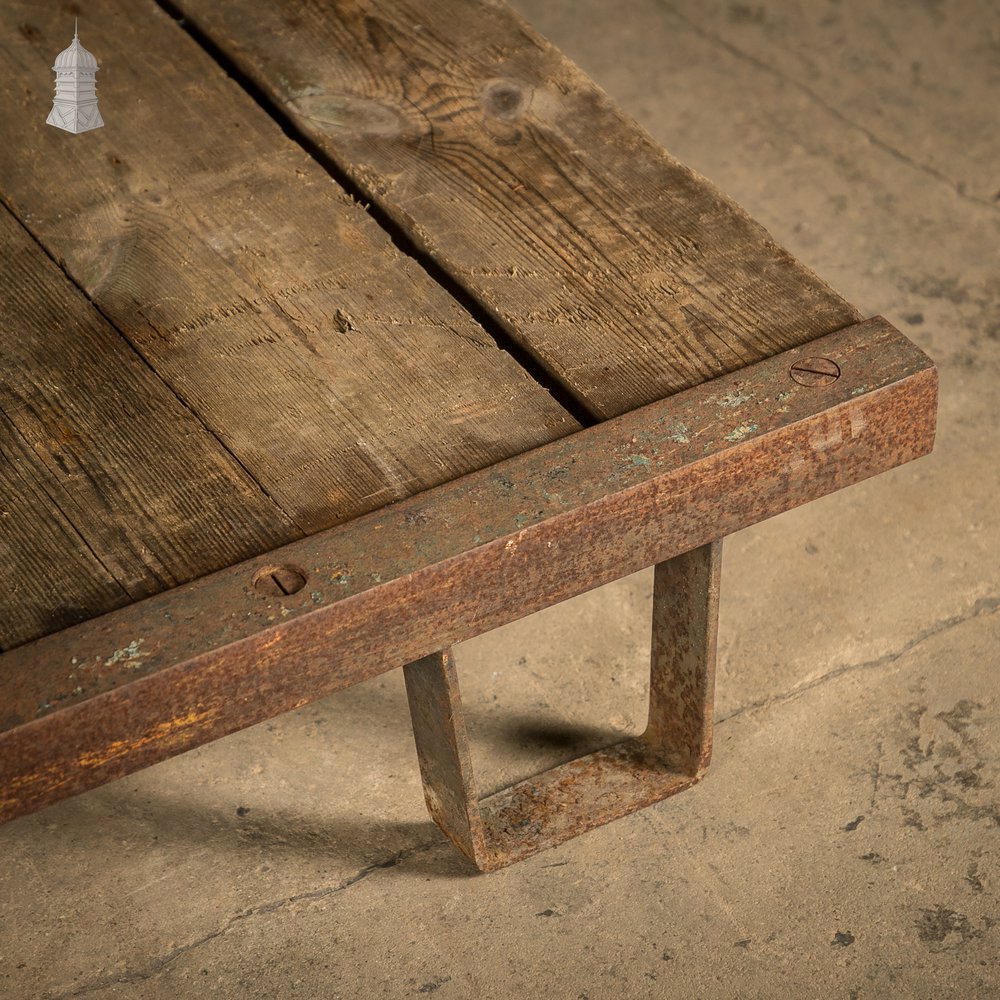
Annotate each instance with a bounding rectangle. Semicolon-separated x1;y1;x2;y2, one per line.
2;0;999;997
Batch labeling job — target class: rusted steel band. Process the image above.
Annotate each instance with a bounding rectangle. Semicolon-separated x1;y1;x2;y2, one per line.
404;542;722;872
0;317;937;823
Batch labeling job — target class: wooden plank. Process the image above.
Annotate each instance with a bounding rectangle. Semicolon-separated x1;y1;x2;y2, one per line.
0;1;577;551
169;0;864;420
0;318;938;823
0;205;301;650
0;410;130;651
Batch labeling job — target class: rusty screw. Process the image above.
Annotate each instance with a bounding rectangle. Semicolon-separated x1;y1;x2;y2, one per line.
789;356;841;387
253;565;307;597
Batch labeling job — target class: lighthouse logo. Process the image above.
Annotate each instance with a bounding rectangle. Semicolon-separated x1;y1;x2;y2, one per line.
47;20;105;134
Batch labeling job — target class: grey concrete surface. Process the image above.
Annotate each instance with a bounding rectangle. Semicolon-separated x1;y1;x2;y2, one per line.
2;1;998;997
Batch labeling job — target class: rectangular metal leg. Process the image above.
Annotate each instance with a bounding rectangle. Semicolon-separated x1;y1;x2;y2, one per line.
403;540;722;872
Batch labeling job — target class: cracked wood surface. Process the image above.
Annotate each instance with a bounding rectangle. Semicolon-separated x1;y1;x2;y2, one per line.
0;205;295;650
173;0;863;420
0;0;577;647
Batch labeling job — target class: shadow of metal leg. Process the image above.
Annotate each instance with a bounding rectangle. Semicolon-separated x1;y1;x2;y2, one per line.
403;540;722;872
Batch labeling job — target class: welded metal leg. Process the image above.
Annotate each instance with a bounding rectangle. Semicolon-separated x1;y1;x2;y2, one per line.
403;540;722;872
646;540;720;771
403;645;487;863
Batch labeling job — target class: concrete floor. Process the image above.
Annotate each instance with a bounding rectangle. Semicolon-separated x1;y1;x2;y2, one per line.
3;0;998;997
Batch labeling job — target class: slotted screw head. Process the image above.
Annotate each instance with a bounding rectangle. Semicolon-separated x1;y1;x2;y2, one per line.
253;565;307;597
789;356;841;386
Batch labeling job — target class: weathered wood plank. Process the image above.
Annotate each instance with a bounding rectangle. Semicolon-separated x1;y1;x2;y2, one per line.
0;205;302;649
172;0;863;419
0;0;577;548
0;0;578;644
0;410;130;652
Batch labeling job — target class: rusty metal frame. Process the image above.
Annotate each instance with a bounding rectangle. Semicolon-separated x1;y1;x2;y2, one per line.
404;541;721;872
0;317;938;866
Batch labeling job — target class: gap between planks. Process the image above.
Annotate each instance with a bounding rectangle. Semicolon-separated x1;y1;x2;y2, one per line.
153;0;600;427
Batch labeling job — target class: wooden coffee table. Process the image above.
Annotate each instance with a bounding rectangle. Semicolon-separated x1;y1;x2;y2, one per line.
0;0;936;871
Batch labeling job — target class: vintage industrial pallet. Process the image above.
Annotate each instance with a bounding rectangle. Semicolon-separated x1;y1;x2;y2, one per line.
0;0;936;872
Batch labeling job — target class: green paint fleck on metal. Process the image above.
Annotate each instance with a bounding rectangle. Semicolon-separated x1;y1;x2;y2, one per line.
103;639;147;670
663;419;690;444
628;454;651;467
724;423;759;443
311;591;323;606
330;567;351;585
850;385;869;396
777;391;792;402
719;391;751;409
514;512;530;528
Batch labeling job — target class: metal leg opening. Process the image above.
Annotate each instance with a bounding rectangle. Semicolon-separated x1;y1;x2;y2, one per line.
403;540;722;872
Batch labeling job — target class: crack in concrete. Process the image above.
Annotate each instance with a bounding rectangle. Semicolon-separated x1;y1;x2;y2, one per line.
659;2;999;213
869;739;884;812
47;840;442;999
718;594;1000;725
42;600;1000;997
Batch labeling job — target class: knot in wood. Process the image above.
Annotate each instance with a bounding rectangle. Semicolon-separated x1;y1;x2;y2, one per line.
482;78;530;120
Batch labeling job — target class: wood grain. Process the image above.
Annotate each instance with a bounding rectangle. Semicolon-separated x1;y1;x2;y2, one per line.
0;0;575;531
0;205;301;649
0;407;129;652
173;0;863;419
0;0;577;642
